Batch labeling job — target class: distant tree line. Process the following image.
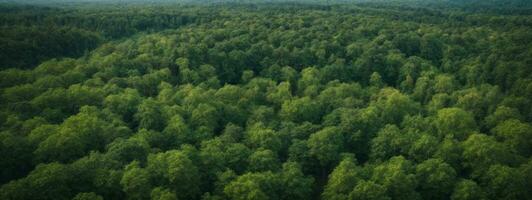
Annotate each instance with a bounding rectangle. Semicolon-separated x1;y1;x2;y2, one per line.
0;4;203;69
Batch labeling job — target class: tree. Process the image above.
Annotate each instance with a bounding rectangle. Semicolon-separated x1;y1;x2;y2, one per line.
0;162;73;200
420;33;444;63
370;124;418;161
317;82;364;112
322;156;362;200
106;137;150;164
434;74;456;94
451;179;486;200
415;159;456;200
320;63;354;83
480;165;527;200
146;150;200;199
248;149;281;172
162;115;193;148
287;139;318;174
369;72;384;88
427;93;452;114
35;107;130;163
412;75;434;103
371;88;420;125
408;134;439;162
435;136;463;170
462;134;513;176
246;123;284;153
348;180;390;200
121;161;152;200
371;156;420;200
393;32;421;57
68;152;123;200
191;103;219;133
150;187;177;200
484;106;522;129
280;96;322;123
307;127;345;167
200;138;251;176
454;86;501;122
104;88;142;123
134;98;166;131
519;160;532;198
224;172;281;200
491;119;532;156
72;192;104;200
334;106;382;159
0;130;33;184
279;162;314;200
267;81;292;106
30;84;104;118
297;67;321;94
434;108;477;140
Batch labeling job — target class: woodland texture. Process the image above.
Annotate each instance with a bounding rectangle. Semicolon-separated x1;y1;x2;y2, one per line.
0;1;531;200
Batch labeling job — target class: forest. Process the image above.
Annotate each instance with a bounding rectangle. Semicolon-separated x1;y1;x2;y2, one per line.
0;0;531;200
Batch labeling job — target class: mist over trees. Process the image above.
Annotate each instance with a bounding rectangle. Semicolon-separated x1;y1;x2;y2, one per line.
0;0;531;200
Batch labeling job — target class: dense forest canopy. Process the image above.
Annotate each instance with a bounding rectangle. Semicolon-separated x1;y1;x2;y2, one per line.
0;0;531;200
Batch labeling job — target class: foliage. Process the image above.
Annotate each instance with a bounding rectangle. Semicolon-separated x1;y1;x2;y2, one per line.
0;1;531;200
